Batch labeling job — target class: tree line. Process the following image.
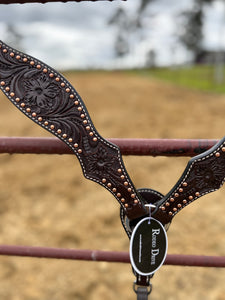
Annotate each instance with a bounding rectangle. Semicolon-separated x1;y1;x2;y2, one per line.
109;0;220;66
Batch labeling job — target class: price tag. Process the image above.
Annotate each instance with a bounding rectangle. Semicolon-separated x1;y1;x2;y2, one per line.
129;217;168;276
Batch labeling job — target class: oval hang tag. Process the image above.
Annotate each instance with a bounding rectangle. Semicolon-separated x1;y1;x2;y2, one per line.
129;217;168;276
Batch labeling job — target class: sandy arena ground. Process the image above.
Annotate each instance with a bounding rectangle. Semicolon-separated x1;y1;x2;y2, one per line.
0;71;225;300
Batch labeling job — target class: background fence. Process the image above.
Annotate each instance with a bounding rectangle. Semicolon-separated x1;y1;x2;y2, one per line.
0;136;224;269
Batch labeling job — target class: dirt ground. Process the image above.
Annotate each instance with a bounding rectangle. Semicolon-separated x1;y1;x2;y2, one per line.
0;71;225;300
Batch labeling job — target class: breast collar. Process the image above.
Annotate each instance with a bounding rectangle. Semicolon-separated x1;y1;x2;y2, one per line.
0;41;225;299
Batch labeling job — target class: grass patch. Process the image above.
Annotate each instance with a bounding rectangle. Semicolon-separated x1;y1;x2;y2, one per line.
133;65;225;94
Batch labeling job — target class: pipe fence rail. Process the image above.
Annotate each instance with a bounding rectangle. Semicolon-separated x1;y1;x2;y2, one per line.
0;245;225;268
0;137;218;157
0;136;224;269
1;0;122;4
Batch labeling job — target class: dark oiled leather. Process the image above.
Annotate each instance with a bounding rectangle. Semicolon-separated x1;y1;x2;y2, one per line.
0;40;147;220
1;40;225;227
154;136;225;224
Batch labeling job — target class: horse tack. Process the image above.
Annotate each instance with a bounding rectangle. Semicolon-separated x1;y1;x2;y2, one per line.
1;41;225;299
0;40;148;221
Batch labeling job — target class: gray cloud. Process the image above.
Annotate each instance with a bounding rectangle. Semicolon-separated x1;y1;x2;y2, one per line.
0;0;224;69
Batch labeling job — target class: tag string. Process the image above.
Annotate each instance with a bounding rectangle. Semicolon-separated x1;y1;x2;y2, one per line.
145;204;155;225
148;204;151;224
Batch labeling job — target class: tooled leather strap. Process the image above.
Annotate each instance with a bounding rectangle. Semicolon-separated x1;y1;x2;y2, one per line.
153;136;225;225
0;40;147;220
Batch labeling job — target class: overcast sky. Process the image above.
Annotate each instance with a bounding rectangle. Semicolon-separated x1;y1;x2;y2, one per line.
0;0;225;70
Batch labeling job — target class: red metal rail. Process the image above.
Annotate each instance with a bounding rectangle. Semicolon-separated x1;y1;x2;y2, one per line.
0;137;218;157
0;245;224;268
1;0;122;4
0;136;223;269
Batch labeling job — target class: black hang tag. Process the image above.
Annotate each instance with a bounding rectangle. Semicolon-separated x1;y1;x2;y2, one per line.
129;217;168;276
